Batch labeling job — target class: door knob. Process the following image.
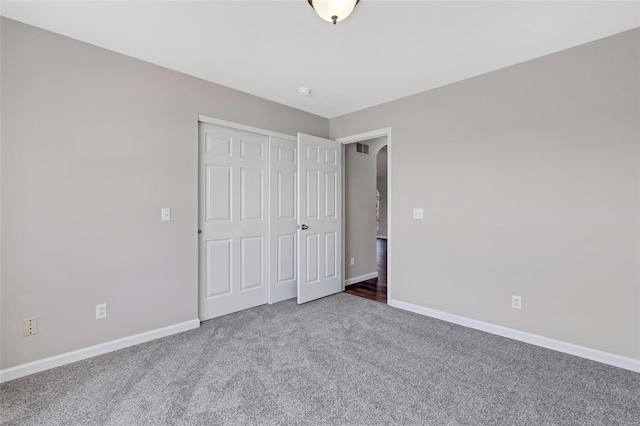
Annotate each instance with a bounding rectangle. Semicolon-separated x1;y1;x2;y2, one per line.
301;224;309;230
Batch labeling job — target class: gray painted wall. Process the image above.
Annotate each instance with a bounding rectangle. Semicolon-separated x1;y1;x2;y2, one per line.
331;29;640;360
0;18;329;369
344;137;387;281
377;175;388;238
376;145;388;238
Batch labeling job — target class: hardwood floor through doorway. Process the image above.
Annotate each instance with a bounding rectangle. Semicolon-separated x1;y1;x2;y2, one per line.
344;238;387;303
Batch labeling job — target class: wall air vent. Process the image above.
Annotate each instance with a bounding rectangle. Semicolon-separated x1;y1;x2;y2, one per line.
355;142;370;155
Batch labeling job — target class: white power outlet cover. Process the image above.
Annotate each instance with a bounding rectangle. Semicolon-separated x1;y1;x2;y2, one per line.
161;208;171;221
96;303;108;320
350;257;355;266
512;295;522;310
23;317;38;336
413;208;424;219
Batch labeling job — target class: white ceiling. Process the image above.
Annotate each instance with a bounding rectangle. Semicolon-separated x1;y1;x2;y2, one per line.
2;1;638;118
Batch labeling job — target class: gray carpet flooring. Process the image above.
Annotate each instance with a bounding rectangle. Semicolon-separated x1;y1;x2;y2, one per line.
2;293;639;425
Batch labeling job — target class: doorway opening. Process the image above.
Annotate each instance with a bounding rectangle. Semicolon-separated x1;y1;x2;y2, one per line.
342;137;388;303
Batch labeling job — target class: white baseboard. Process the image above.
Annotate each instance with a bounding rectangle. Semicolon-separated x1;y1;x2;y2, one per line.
0;319;200;383
388;299;640;373
377;236;387;240
345;272;378;286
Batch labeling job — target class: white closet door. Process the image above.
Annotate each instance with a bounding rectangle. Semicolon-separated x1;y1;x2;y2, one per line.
297;133;343;304
199;123;268;321
268;136;298;304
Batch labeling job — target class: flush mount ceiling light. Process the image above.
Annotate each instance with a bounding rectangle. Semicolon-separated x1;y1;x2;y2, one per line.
308;0;360;25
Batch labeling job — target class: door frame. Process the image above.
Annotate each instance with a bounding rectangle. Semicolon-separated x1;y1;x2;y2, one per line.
335;128;392;303
197;115;297;314
198;115;297;142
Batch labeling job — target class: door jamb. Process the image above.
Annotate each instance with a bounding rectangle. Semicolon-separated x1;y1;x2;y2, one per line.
197;115;297;316
198;115;296;142
335;128;392;303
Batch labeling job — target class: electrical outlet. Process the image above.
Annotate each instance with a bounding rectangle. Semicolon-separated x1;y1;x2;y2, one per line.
23;317;38;336
512;295;522;310
413;208;424;219
96;303;108;320
350;257;355;266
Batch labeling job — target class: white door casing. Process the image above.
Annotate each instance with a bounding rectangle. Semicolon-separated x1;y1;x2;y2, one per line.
198;122;268;320
297;133;343;304
268;136;298;304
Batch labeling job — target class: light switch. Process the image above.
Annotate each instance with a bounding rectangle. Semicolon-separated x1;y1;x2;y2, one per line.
161;208;171;221
413;208;424;220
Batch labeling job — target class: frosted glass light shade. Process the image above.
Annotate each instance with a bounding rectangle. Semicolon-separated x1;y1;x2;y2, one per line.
308;0;359;25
